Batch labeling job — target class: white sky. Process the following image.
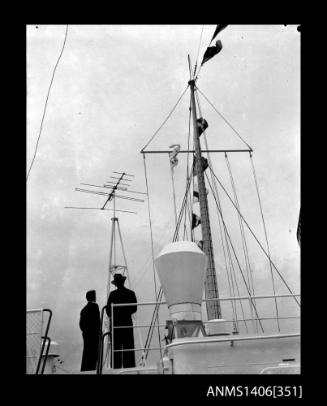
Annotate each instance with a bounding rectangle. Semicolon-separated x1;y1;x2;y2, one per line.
26;25;300;370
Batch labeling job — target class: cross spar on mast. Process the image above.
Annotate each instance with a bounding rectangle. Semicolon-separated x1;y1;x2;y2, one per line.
188;55;221;320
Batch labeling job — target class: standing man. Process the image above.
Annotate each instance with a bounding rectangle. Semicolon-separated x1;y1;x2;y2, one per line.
106;273;137;369
79;290;100;371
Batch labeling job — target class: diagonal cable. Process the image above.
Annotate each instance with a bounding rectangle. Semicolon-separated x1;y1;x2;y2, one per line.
27;25;69;181
197;87;253;151
140;85;189;152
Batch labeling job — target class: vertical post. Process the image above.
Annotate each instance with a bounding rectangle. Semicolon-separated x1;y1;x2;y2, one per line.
107;218;116;301
111;302;114;369
116;220;130;287
188;61;221;320
105;216;116;367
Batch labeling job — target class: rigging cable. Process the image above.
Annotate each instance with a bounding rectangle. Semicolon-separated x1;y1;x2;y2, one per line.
225;153;258;333
225;231;244;332
184;98;193;241
142;162;195;360
193;25;205;78
208;166;300;308
205;171;264;332
249;151;280;331
140;85;189;152
169;161;178;233
173;163;194;242
194;26;216;80
142;153;163;362
196;87;253;151
27;25;69;182
194;89;239;330
183;163;195;241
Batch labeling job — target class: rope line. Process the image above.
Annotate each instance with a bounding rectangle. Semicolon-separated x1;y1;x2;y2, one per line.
194;26;215;80
184;97;193;241
208;166;300;308
170;163;178;235
195;89;240;329
196;87;253;151
142;154;163;362
140;85;189;152
194;25;205;77
173;163;194;242
225;154;258;333
204;171;264;332
142;161;195;360
187;97;195;242
27;25;69;182
249;152;280;331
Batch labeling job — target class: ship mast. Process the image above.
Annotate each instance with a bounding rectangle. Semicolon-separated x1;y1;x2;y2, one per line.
188;69;221;320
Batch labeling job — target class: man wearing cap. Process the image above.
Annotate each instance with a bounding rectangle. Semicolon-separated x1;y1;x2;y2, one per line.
79;290;100;371
106;273;137;369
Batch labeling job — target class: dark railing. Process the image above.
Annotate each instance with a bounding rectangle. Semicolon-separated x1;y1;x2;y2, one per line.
96;305;108;375
97;331;110;375
35;309;52;375
95;294;300;374
40;336;51;374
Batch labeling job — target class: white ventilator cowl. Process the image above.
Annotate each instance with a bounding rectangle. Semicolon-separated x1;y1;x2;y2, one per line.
154;241;207;320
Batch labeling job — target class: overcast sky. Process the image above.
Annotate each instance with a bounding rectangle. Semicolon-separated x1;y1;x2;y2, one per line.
27;25;300;371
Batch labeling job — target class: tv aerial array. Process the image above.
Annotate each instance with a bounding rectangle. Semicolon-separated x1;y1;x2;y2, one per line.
65;171;146;214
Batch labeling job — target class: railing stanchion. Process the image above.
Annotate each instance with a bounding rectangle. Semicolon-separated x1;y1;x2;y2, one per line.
111;302;114;369
36;309;52;375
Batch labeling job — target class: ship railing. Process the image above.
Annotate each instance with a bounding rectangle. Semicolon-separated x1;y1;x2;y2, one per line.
203;293;300;334
97;303;167;374
96;293;300;373
26;308;53;374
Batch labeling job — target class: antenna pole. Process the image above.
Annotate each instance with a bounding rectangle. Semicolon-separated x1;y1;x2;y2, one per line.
188;54;193;80
188;75;222;320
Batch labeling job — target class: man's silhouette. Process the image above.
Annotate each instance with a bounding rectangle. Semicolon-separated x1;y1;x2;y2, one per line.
106;273;137;369
79;290;100;371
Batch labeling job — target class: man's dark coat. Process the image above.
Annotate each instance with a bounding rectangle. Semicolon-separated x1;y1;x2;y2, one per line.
79;301;100;371
106;286;137;369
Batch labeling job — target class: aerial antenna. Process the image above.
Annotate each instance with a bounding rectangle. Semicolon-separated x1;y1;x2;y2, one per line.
65;171;146;369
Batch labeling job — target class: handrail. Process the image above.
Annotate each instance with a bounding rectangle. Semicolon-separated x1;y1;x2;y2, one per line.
166;332;300;349
107;293;301;308
40;336;51;374
97;331;110;375
35;309;52;374
96;294;300;372
96;305;108;375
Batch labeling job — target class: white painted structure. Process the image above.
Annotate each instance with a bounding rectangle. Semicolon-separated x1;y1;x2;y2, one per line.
153;241;300;374
154;241;207;321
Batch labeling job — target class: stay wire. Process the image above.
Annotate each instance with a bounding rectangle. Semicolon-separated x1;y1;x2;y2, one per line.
194;27;215;80
140;85;189;152
225;153;258;332
173;163;194;242
142;168;192;358
196;87;253;151
142;153;163;360
205;171;264;332
27;25;69;182
185;96;193;241
249;152;280;331
193;25;205;78
195;91;241;331
208;166;300;308
225;154;254;294
225;237;248;332
141;162;194;360
194;89;239;328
